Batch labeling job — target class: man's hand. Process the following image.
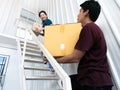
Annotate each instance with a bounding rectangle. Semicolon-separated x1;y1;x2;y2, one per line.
32;22;43;36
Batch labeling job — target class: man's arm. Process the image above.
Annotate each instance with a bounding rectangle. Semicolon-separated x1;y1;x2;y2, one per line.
56;49;85;63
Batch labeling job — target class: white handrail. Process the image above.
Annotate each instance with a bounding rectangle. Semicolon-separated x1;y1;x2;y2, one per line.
29;29;72;90
21;28;28;90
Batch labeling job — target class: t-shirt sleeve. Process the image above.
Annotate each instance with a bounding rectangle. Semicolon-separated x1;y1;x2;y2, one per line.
75;26;94;51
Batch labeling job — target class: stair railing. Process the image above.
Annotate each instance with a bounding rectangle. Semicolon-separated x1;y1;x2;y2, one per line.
28;29;72;90
21;28;28;90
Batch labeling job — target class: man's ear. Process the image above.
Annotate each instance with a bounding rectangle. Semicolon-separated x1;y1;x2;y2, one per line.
84;10;89;16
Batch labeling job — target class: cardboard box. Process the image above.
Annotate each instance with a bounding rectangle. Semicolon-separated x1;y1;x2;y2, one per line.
44;23;82;56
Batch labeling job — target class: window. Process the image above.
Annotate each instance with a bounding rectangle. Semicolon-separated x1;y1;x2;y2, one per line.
0;55;9;86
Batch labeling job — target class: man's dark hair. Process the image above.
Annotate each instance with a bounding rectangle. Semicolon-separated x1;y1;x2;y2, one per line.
39;10;47;17
80;0;101;22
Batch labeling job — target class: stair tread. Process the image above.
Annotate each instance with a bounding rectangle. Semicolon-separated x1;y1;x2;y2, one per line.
21;47;41;54
20;39;37;45
24;66;49;71
26;76;59;80
20;42;37;45
24;59;43;63
22;52;41;57
21;46;40;51
20;43;40;49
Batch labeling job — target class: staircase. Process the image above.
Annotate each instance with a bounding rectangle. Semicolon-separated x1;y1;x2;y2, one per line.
20;39;61;90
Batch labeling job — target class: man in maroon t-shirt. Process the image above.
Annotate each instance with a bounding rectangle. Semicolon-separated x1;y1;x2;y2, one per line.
56;0;113;90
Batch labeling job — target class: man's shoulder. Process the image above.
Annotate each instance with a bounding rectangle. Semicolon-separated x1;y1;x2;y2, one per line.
42;19;52;27
46;19;53;24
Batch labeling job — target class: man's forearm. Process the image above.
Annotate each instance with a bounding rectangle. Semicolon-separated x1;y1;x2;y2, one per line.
56;54;79;63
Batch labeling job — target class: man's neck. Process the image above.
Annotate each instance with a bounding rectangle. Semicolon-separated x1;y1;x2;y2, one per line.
82;18;93;26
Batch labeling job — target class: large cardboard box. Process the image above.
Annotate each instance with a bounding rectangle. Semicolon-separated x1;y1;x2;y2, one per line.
44;23;82;56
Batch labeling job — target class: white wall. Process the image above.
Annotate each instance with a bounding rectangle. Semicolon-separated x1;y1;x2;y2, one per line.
0;0;22;36
97;0;120;89
0;34;22;90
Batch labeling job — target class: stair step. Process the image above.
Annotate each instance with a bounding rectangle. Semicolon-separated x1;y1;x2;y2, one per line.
24;59;43;63
20;41;37;45
24;66;49;71
26;76;59;80
20;39;37;46
21;48;41;54
22;52;41;57
20;43;40;50
21;46;40;51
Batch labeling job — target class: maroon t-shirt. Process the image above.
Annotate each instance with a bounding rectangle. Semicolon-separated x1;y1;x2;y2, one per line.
75;22;113;87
